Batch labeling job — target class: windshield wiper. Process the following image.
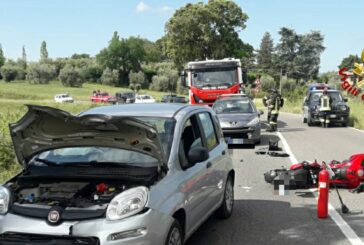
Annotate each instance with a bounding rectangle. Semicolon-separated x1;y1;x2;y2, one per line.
32;158;59;166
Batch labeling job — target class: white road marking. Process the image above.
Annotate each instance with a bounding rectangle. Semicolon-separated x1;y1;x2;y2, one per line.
277;131;364;245
349;127;364;134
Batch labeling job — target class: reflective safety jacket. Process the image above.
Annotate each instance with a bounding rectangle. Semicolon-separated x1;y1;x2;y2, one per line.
319;95;331;111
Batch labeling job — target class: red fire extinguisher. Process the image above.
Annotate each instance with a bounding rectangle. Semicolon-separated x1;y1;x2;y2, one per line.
317;169;329;218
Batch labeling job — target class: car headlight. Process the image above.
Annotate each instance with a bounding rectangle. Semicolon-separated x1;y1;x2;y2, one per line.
220;121;230;128
0;186;10;215
106;186;148;221
340;105;347;111
247;117;259;126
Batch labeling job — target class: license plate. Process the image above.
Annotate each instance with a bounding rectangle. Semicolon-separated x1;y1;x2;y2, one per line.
330;114;336;118
225;138;244;144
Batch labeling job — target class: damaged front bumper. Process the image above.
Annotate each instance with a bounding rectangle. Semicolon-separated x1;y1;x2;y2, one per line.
0;208;173;245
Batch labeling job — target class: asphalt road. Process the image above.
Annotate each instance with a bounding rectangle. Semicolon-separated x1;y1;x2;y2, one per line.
187;112;364;245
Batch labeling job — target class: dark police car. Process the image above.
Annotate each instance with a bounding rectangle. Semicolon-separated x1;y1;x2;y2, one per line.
302;87;350;127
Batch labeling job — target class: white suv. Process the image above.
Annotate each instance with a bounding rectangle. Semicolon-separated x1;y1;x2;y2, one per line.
54;93;74;103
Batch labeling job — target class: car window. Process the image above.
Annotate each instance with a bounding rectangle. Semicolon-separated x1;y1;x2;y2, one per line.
213;99;253;114
179;116;203;168
198;112;218;150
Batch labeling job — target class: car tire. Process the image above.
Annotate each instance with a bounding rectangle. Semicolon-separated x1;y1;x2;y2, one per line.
303;116;307;123
216;176;234;219
255;139;261;145
342;121;348;127
165;220;184;245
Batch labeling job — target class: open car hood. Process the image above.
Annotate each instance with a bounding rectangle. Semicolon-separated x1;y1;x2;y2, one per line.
10;105;166;168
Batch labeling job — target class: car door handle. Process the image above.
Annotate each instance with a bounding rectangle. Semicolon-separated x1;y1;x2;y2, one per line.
222;150;226;155
206;162;212;168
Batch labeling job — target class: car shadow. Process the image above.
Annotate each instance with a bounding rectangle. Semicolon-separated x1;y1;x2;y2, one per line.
186;199;346;245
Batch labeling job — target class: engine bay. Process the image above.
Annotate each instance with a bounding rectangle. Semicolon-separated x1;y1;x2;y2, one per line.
8;180;133;209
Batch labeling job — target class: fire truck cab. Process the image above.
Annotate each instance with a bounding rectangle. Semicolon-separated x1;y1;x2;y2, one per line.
181;58;245;106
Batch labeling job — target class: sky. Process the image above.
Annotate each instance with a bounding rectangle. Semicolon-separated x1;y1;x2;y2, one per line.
0;0;363;72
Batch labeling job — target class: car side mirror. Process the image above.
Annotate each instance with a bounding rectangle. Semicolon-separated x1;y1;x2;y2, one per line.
344;98;348;102
188;147;209;165
258;110;264;116
180;71;187;87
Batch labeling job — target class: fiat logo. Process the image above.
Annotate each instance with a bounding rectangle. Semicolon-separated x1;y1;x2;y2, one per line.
48;210;60;223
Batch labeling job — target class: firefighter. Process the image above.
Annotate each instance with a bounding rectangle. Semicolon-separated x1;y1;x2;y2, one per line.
264;88;284;132
319;87;332;128
262;89;273;124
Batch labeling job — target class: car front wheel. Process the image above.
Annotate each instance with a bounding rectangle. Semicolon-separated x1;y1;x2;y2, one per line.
165;220;183;245
216;176;234;219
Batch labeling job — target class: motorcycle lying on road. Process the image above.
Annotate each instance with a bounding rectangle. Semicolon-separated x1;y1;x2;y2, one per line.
264;153;364;189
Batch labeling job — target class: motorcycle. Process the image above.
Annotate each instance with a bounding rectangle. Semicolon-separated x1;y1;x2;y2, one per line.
264;153;364;189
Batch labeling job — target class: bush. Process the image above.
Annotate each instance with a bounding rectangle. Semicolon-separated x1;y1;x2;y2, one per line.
0;111;22;178
260;74;276;92
149;69;178;92
58;64;85;87
101;68;119;86
129;71;146;88
26;62;57;84
0;63;21;82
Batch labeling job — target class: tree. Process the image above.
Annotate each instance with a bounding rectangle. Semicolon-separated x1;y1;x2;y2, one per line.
58;64;85;87
293;31;325;81
275;28;299;77
0;44;5;68
275;28;325;82
339;54;361;70
149;63;179;92
100;68;119;86
257;32;274;70
71;53;90;59
16;46;27;79
129;71;146;92
40;41;49;62
0;62;19;82
26;62;56;84
165;0;249;67
96;32;146;86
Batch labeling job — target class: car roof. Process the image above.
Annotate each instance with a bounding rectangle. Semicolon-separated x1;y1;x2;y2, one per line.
218;93;247;97
215;96;251;102
82;103;192;118
55;93;69;96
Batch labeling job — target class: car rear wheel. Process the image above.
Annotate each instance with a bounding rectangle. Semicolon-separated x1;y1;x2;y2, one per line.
303;116;307;123
216;176;234;219
165;220;183;245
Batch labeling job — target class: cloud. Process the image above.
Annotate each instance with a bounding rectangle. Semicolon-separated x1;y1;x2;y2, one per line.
159;6;173;13
136;2;150;13
136;2;173;14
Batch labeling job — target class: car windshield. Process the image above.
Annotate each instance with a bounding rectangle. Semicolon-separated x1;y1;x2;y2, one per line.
142;95;151;99
213;99;254;114
310;91;343;103
191;67;238;89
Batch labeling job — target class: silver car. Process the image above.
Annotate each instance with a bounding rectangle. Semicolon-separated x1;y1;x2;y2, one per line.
0;103;234;245
212;95;262;145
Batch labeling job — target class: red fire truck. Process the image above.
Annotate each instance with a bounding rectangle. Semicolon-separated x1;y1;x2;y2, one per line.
181;58;245;106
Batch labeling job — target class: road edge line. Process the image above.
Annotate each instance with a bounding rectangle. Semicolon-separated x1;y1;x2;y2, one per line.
276;131;364;245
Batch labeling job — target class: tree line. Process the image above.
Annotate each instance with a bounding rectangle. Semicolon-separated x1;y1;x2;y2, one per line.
0;0;345;95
